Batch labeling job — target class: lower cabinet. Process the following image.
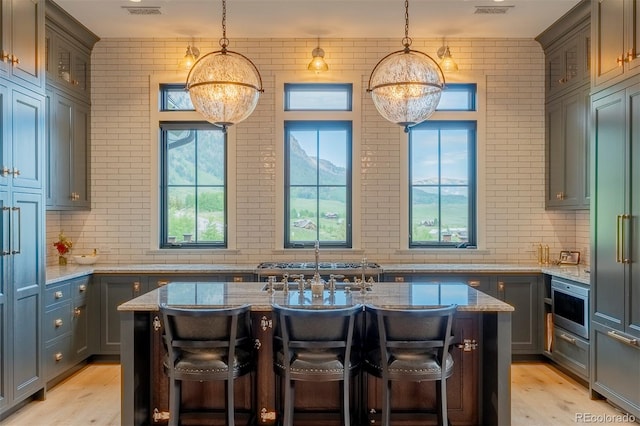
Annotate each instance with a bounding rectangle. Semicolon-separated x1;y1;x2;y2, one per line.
496;275;541;355
99;275;147;354
43;276;91;382
552;326;589;380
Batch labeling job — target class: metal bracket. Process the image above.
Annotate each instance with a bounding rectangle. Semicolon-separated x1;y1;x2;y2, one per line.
456;338;478;352
153;316;162;332
260;315;272;330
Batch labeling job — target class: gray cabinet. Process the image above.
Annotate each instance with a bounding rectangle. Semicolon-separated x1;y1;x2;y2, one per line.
537;2;590;210
545;85;590;209
0;0;45;91
46;90;90;209
496;275;541;355
99;275;147;354
44;1;97;211
591;79;640;418
593;0;640;89
43;276;92;381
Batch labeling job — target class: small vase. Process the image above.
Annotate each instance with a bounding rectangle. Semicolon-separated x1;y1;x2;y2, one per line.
58;255;67;266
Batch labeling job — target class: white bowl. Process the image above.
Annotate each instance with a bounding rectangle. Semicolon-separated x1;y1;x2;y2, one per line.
73;255;99;265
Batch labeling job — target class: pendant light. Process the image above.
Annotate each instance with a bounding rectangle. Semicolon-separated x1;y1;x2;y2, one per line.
367;0;445;132
186;0;264;131
308;38;329;74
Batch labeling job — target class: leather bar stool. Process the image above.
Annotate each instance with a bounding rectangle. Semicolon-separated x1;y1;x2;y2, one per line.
272;303;363;426
364;304;457;426
159;304;256;426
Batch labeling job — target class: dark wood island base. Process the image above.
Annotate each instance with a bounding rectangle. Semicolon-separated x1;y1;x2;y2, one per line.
119;282;513;425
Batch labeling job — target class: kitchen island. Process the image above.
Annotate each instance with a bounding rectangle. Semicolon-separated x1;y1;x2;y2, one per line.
118;280;514;425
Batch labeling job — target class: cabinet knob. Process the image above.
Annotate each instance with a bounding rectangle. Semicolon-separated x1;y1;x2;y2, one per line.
0;167;9;177
11;168;19;177
626;50;636;63
74;307;81;317
133;281;141;292
156;280;169;287
54;318;64;327
556;192;565;200
498;281;505;292
78;284;87;292
468;280;481;287
54;291;64;299
0;51;9;62
55;352;63;362
10;55;19;65
394;276;405;282
233;276;243;282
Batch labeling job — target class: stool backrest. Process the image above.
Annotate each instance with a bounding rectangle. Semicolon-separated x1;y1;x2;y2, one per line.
272;304;363;366
365;304;457;377
160;304;253;377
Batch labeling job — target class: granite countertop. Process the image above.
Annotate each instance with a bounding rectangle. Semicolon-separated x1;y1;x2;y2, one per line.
118;281;515;313
46;263;591;286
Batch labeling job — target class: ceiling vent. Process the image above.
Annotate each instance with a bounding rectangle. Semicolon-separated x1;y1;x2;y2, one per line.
121;6;162;15
474;5;514;14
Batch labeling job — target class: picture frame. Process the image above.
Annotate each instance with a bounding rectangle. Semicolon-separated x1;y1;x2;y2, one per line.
559;250;580;265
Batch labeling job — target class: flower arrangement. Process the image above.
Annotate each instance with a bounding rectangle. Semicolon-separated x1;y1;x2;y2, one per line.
53;232;73;256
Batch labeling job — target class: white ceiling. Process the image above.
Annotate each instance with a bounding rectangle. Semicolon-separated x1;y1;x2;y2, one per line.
54;0;582;40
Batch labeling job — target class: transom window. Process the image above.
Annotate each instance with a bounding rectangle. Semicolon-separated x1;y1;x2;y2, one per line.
284;83;353;111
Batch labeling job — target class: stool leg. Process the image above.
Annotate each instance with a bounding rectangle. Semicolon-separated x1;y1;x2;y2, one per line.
226;380;235;426
382;379;391;426
282;378;295;426
436;379;448;426
342;376;350;426
169;376;181;426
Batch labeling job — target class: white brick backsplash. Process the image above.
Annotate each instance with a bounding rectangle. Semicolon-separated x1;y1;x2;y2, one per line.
46;37;589;266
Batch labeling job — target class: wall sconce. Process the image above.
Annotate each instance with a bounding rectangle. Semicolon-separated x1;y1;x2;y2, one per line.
178;44;200;71
437;45;459;73
307;40;329;73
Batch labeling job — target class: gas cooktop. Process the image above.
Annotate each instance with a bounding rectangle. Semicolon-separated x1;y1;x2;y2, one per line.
257;261;381;270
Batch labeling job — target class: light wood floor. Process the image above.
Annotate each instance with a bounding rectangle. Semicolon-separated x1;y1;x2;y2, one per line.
2;362;634;425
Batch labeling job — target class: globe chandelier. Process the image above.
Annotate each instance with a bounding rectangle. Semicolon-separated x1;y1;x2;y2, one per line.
367;0;445;132
186;0;263;131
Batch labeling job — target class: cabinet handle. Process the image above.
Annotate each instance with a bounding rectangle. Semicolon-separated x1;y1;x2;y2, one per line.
0;167;9;176
133;281;141;293
54;318;63;327
498;281;505;292
556;192;565;200
559;333;576;345
616;214;623;263
0;51;9;62
626;50;636;62
617;214;631;264
78;284;87;292
74;307;81;317
54;291;64;299
1;206;9;255
10;55;19;65
55;353;63;362
617;56;624;66
607;330;638;347
10;207;20;255
11;168;19;177
468;280;481;287
233;276;243;282
156;280;169;287
394;276;405;282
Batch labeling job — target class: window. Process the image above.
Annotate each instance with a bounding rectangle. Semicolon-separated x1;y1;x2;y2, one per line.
284;121;352;248
158;85;227;248
284;83;352;111
409;121;476;247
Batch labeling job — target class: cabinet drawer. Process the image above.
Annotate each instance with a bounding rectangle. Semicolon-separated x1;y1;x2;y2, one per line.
71;276;90;303
44;302;72;342
45;335;73;381
552;326;589;380
592;323;640;412
45;281;72;307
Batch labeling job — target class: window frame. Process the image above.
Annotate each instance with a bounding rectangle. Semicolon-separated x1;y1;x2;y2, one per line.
159;121;228;249
283;120;353;248
408;120;477;248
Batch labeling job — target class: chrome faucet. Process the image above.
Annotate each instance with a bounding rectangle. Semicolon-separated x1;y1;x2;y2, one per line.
312;240;322;285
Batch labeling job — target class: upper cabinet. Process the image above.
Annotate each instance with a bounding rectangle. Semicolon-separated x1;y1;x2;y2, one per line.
0;0;45;91
537;0;591;210
544;24;590;100
593;0;640;90
45;0;98;211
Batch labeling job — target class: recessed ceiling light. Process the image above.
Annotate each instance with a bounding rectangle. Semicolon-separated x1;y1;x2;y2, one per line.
130;0;142;3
